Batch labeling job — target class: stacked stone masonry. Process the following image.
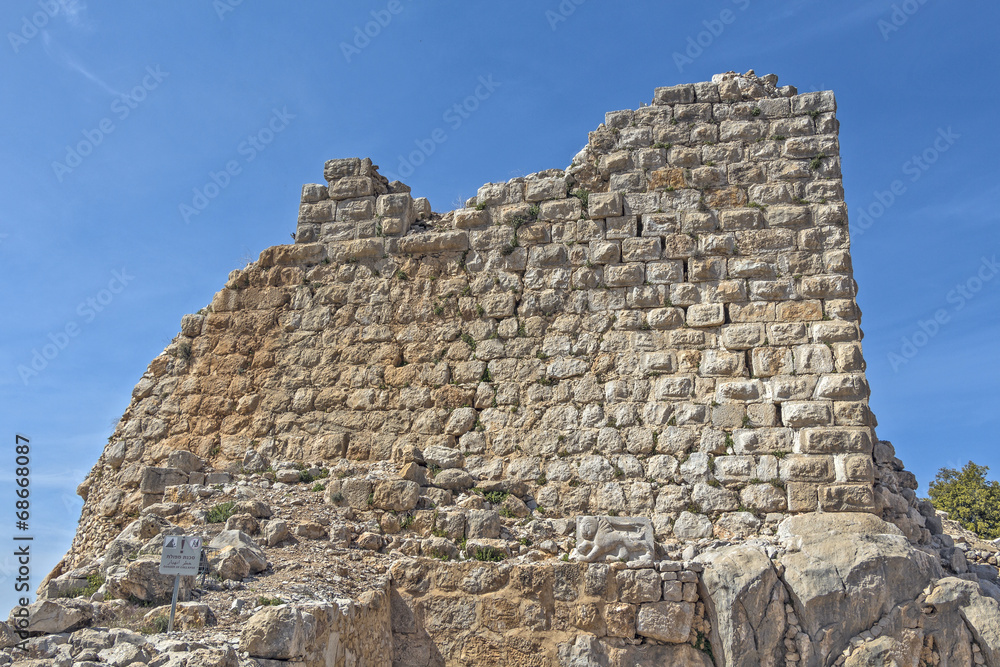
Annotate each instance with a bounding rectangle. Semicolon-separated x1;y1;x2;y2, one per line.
22;71;992;667
68;70;926;572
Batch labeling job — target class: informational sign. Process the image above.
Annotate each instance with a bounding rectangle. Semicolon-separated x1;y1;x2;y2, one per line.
159;535;202;576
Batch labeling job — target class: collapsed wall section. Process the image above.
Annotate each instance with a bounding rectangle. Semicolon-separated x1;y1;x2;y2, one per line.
69;71;930;567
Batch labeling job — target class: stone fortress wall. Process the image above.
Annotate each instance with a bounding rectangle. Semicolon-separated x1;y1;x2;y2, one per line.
68;70;931;566
46;71;973;667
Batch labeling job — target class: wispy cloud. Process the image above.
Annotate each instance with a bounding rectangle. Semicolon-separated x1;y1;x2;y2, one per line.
41;31;123;97
54;0;89;27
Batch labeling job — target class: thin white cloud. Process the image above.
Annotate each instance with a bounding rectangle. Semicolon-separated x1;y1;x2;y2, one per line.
54;0;89;27
41;31;124;97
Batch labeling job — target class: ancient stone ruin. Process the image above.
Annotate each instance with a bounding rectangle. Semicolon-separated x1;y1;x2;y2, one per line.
9;71;1000;666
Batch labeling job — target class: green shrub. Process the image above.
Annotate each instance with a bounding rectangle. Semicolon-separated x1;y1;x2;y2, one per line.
473;546;506;562
257;596;284;606
206;501;236;524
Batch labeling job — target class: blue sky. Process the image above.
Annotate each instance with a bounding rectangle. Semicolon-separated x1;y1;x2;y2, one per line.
1;0;998;611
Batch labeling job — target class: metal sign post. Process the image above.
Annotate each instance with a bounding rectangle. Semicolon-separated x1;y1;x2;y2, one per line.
159;535;202;632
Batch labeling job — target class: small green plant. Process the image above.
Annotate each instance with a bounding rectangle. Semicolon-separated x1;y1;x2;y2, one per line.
538;376;553;387
707;479;721;488
207;501;236;524
482;489;509;505
298;470;315;484
367;492;375;507
571;189;590;210
475;303;485;317
809;109;822;119
310;482;325;492
771;134;786;141
461;333;477;350
536;473;547;486
528;204;541;220
473;546;507;562
329;492;344;503
695;630;715;660
535;350;549;360
652;142;672;149
258;596;284;606
773;450;789;459
207;444;221;457
178;342;192;360
139;615;170;635
809;153;827;170
475;201;488;211
568;478;581;487
433;304;445;316
747;201;768;210
751;107;761;117
613;466;624;479
499;507;515;518
560;553;570;562
430;549;450;561
395;269;409;281
400;514;415;529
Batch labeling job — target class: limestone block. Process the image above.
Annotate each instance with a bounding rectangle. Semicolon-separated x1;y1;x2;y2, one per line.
636;601;694;643
455;208;489;229
781;401;832;427
139;467;187;495
466;510;501;539
617;569;662;604
605;602;637;638
605;215;637;239
433;469;474;492
605;263;644;287
373;480;420;511
799;428;872;455
423;445;464;470
621;238;661;262
399;231;469;254
587;192;623;219
654;84;695;105
241;605;308;661
329;176;375;200
13;599;93;634
686;304;725;328
672;512;713;539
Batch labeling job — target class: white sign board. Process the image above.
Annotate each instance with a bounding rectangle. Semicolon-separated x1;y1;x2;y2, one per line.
159;535;202;575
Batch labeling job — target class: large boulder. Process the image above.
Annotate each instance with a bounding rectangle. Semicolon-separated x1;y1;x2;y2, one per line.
208;530;267;573
8;599;93;634
105;558;193;603
697;545;785;667
926;577;1000;666
241;605;309;661
778;513;941;666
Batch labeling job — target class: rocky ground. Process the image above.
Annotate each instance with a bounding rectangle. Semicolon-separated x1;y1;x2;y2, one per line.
4;449;998;666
